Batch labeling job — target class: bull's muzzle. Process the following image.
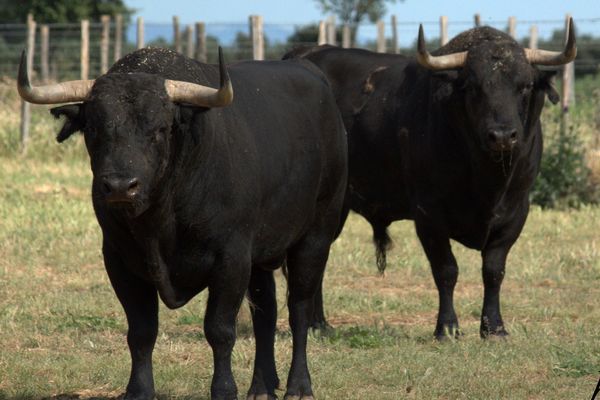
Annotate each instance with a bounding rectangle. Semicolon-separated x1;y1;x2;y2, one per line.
487;128;518;152
100;175;140;205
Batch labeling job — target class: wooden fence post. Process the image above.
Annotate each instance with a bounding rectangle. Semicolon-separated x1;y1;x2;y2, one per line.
137;17;144;49
100;15;110;74
342;24;351;48
40;24;49;83
474;13;481;27
81;19;89;80
529;25;538;49
195;22;207;62
249;15;264;60
327;16;336;45
440;16;448;46
318;21;326;45
508;16;516;39
114;14;123;61
20;13;36;153
185;25;194;59
391;15;399;54
376;20;386;53
173;16;181;53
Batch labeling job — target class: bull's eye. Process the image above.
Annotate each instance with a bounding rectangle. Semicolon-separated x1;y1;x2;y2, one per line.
520;82;534;95
152;127;167;144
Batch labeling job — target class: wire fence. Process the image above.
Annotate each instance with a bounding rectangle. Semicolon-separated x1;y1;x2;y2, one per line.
1;15;599;82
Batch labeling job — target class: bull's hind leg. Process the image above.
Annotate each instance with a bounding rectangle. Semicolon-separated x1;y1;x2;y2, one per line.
247;269;280;400
310;203;350;332
414;222;460;340
309;276;331;331
103;245;158;400
284;234;333;400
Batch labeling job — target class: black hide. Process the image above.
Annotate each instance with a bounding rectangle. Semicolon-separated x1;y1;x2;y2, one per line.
285;27;559;339
53;48;347;400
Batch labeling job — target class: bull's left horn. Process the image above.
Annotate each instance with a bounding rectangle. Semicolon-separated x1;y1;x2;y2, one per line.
165;46;233;108
524;17;577;65
17;50;94;104
416;24;468;70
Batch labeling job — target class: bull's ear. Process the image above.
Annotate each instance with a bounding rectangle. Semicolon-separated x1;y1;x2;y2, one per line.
50;104;84;143
432;70;459;102
537;70;560;105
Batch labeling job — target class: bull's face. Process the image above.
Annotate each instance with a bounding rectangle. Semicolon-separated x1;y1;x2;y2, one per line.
416;24;574;157
52;74;176;216
458;43;558;154
17;47;233;218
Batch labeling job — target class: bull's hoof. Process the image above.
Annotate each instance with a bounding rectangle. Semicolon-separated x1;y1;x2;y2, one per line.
309;320;333;333
123;390;156;400
247;394;277;400
480;316;508;339
211;392;238;400
434;324;461;341
480;326;509;339
283;395;314;400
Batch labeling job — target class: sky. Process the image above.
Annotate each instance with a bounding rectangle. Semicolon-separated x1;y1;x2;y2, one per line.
124;0;598;45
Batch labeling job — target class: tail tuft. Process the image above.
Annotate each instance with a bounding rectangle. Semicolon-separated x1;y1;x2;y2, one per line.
373;224;392;275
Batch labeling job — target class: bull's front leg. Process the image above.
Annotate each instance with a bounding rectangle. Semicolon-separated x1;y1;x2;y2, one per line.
103;243;158;400
284;236;332;400
205;261;250;400
247;268;280;400
415;221;460;340
480;245;510;338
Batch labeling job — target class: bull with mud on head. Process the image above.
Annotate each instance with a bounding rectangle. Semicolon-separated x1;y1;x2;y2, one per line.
284;19;576;340
19;47;347;400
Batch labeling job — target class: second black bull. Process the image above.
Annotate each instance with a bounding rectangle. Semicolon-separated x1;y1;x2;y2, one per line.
285;21;577;339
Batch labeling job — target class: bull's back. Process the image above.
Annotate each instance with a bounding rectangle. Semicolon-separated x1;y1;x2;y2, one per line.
203;60;347;261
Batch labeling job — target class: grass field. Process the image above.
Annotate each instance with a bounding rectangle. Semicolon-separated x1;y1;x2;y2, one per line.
1;73;600;399
1;152;599;400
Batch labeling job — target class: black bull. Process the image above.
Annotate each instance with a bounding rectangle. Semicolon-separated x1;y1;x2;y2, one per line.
19;47;347;399
285;23;576;339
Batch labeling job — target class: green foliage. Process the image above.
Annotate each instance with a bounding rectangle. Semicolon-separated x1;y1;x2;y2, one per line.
531;113;598;208
287;24;320;45
314;0;400;45
0;0;133;23
315;0;397;25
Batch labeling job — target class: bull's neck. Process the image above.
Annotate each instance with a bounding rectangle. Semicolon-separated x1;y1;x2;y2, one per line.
439;105;525;211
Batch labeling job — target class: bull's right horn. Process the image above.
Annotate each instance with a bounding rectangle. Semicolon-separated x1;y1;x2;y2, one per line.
164;46;234;108
416;24;468;70
17;50;94;104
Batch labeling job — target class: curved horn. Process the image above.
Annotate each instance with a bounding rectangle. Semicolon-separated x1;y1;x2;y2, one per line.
164;46;233;108
416;24;467;70
525;17;577;65
17;50;94;104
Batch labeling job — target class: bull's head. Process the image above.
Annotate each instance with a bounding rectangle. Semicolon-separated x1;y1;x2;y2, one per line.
416;19;576;155
18;48;233;217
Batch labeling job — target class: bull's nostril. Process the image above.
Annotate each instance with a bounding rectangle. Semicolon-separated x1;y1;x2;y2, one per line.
127;178;140;195
488;133;498;143
509;131;517;140
101;181;112;195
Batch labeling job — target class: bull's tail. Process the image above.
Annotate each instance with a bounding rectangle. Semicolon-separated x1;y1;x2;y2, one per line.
373;223;392;275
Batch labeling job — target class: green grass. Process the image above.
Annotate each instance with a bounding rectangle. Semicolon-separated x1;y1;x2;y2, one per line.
1;155;599;400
